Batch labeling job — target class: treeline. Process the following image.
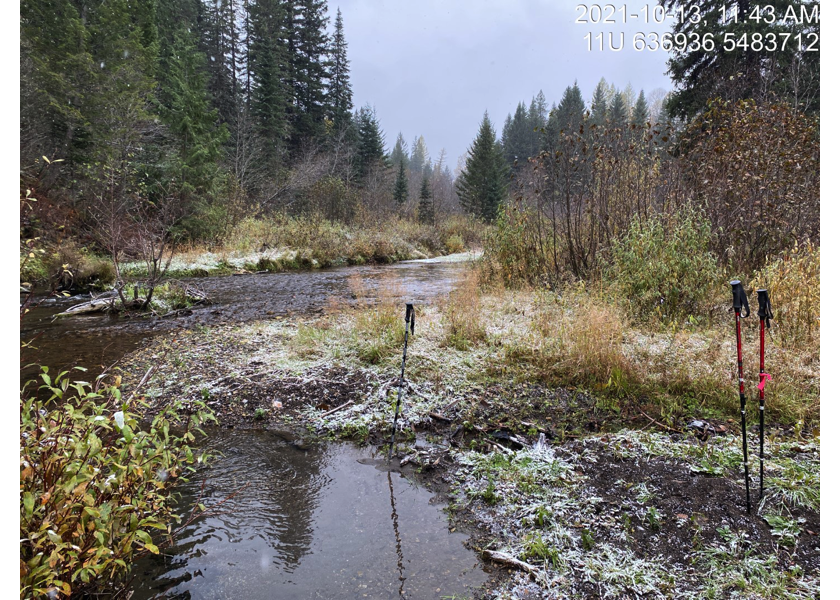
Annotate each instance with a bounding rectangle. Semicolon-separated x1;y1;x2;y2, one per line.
455;80;671;230
459;81;818;291
20;0;461;252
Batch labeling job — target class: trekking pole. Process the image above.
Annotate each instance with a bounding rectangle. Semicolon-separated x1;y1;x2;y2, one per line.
388;303;415;461
730;280;751;513
757;289;773;501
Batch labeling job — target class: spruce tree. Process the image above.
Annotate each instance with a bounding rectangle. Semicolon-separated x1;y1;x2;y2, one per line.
199;0;239;126
418;175;434;225
590;79;610;126
409;136;429;174
457;112;509;222
608;92;628;125
632;90;649;128
289;0;331;145
355;104;387;178
248;0;292;162
157;24;228;199
20;0;92;165
503;102;531;168
527;91;548;157
558;83;586;131
326;7;352;127
393;159;408;207
390;132;409;169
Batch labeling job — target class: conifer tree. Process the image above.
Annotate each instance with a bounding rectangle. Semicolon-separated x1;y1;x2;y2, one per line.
390;132;409;168
355;104;387;178
527;91;548;157
326;7;352;127
608;92;628;125
590;79;610;126
393;159;408;206
199;0;240;126
20;0;92;164
558;83;586;131
503;102;531;168
157;24;229;199
290;0;331;145
418;175;434;225
457;112;509;222
248;0;292;161
632;90;649;128
409;136;429;174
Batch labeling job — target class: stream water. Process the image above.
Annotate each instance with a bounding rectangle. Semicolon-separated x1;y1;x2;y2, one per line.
131;432;487;599
21;255;488;599
20;254;474;376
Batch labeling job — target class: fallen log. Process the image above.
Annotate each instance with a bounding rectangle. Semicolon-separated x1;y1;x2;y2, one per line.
482;550;538;575
54;297;117;316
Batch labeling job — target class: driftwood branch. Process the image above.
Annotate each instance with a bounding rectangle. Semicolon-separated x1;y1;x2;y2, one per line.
482;550;538;574
321;399;355;417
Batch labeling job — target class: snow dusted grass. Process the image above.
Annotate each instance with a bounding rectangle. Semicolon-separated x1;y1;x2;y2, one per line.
450;443;677;598
125;278;820;599
448;433;819;599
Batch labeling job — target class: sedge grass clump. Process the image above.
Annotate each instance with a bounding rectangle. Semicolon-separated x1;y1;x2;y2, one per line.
601;206;718;324
442;271;487;350
502;286;633;388
350;274;407;364
751;241;820;350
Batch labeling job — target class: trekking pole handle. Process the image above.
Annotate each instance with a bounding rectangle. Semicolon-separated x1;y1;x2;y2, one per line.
730;280;750;317
405;303;415;335
757;289;772;328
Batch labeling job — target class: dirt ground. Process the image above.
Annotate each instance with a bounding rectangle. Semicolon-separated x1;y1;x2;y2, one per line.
122;318;820;599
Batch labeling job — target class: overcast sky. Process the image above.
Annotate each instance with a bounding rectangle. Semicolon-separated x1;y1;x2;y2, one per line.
328;0;674;170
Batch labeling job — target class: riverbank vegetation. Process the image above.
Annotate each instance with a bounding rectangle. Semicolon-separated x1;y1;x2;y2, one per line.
20;0;484;303
20;371;215;598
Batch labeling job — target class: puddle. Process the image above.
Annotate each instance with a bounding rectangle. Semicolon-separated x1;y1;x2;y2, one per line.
131;430;487;599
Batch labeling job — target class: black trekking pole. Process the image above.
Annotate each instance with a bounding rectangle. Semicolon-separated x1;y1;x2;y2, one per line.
388;303;415;461
757;289;773;501
730;280;751;513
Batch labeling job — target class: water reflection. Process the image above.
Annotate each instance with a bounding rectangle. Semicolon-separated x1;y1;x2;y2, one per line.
132;431;487;599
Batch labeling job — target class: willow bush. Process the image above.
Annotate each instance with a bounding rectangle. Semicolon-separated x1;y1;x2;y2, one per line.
601;207;718;323
20;369;215;598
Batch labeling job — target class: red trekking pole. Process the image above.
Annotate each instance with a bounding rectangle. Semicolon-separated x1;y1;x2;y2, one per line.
757;289;773;501
730;280;751;513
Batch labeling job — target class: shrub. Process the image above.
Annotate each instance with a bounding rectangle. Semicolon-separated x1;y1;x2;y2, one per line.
750;241;819;350
602;207;718;323
480;201;544;288
20;369;215;598
444;233;465;254
680;100;819;271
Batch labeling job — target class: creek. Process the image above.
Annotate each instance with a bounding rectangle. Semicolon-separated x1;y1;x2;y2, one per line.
21;255;488;599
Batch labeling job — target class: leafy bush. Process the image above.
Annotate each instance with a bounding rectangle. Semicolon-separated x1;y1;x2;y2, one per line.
20;369;215;598
750;241;819;350
602;208;718;322
481;201;543;288
444;234;465;254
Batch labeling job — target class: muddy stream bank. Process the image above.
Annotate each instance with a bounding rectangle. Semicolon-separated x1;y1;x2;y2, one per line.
20;254;474;377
